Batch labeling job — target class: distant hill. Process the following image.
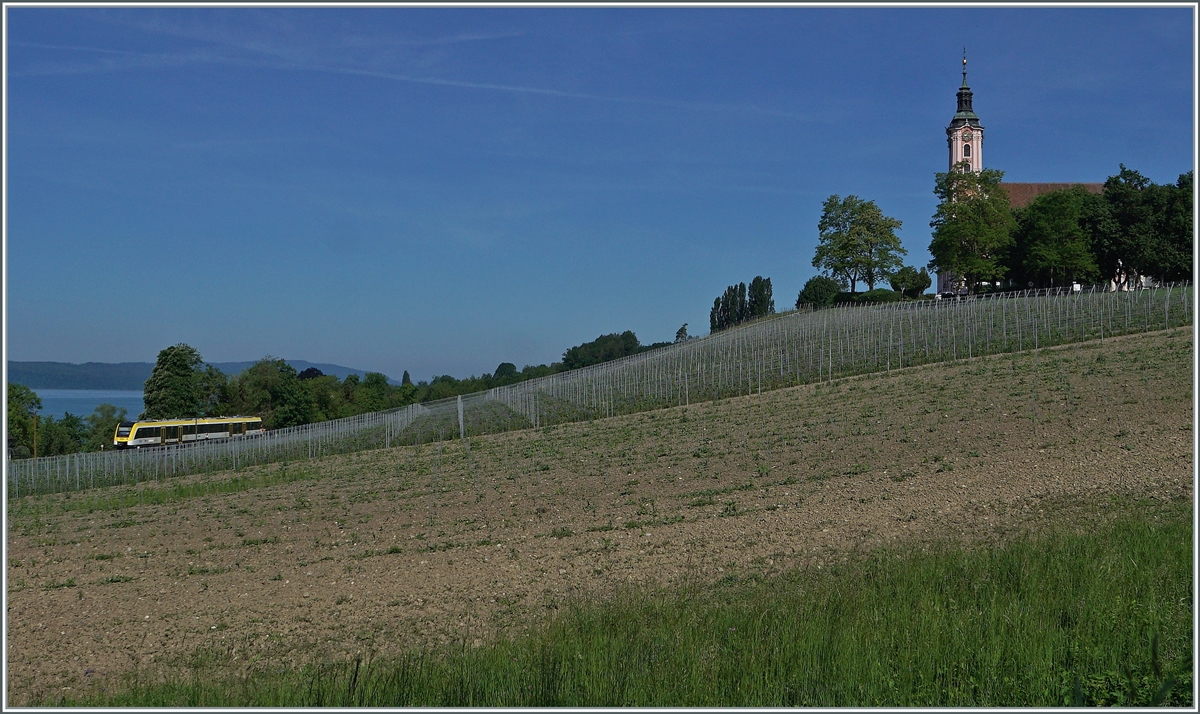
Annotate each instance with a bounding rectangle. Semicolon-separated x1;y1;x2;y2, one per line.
8;360;399;390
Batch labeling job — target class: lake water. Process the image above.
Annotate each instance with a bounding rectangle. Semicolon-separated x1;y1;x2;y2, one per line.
34;389;145;421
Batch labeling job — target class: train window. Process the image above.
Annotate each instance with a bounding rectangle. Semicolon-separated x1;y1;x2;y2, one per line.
116;426;131;437
135;426;161;439
183;425;196;435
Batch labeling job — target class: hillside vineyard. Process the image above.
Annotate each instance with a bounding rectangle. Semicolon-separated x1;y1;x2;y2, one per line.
7;285;1190;497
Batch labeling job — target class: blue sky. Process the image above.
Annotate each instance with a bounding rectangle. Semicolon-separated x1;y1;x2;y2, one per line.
5;5;1194;382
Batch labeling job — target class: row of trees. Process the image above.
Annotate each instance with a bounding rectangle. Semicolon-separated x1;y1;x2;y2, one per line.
5;328;684;458
6;384;128;459
930;163;1192;294
793;164;1191;303
139;337;684;432
709;276;775;333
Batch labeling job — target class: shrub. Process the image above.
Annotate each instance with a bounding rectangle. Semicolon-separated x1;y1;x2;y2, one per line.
856;288;906;303
796;275;844;309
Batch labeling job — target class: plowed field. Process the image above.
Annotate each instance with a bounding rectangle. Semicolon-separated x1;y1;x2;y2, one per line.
6;328;1192;705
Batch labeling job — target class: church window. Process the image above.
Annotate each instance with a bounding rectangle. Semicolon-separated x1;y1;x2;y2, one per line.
962;143;971;158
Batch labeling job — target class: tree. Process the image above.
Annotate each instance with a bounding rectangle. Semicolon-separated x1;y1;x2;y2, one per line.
196;364;228;417
142;343;205;419
562;332;641;370
1010;187;1099;288
85;403;128;451
795;275;844;309
814;195;906;292
401;370;413;386
1087;165;1193;288
710;282;748;333
747;276;775;319
297;367;325;380
493;363;518;380
354;372;391;412
7;383;41;459
1140;170;1193;283
224;358;314;429
928;163;1015;294
36;413;88;457
889;266;932;298
675;324;689;343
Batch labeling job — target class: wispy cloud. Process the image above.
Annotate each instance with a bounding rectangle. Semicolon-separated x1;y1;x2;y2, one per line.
9;11;816;122
11;41;143;55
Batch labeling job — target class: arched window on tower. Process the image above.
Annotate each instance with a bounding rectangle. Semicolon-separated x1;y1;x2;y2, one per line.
963;143;972;158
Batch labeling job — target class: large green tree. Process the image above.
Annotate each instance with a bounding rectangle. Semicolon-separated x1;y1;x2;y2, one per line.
223;358;314;429
7;383;41;459
710;283;747;333
1010;186;1099;288
1089;166;1193;288
814;195;906;292
928;164;1015;294
142;343;205;419
747;276;775;319
1136;170;1193;284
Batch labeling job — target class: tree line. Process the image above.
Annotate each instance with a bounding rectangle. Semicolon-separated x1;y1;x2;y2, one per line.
929;163;1191;294
5;330;679;458
791;164;1192;306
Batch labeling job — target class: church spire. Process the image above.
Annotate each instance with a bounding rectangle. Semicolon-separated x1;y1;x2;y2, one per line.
953;49;978;124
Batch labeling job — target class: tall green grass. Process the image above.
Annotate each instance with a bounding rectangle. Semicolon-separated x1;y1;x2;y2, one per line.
51;499;1192;707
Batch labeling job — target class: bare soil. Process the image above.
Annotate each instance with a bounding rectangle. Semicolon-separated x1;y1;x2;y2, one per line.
6;328;1193;705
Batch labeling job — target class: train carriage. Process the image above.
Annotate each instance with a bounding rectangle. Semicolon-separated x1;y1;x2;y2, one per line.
114;416;264;449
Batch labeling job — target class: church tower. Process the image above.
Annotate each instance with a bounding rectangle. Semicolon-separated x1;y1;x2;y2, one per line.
947;51;983;172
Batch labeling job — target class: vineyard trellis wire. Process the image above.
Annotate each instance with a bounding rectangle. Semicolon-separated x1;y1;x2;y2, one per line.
6;283;1190;497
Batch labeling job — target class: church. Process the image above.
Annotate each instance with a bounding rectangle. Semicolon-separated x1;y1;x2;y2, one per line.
936;55;1104;294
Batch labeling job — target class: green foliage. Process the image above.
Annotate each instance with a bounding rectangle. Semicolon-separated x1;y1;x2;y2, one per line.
493;362;518;380
711;277;773;333
1093;166;1193;287
563;331;641;370
675;324;689;343
142;344;205;419
1009;186;1100;288
84;404;128;452
34;413;88;457
195;365;228;418
223;358;314;429
795;275;844;309
889;266;932;298
855;288;906;304
747;276;775;319
6;383;41;459
928;164;1016;294
814;195;906;292
710;282;748;333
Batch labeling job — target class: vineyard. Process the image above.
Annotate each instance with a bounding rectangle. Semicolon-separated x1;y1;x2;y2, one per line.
6;284;1190;497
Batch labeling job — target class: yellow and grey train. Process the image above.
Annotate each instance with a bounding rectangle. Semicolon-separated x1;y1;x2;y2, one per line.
113;416;265;449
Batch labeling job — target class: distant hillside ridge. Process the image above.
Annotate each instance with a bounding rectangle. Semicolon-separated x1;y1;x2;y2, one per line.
7;360;399;390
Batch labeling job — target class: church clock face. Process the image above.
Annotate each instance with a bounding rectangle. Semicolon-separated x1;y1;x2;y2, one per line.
962;130;973;141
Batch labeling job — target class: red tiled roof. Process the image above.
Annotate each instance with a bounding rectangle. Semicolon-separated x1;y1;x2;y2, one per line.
1000;182;1104;209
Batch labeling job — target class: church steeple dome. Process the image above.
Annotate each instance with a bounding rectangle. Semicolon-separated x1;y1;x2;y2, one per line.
946;49;983;172
950;51;981;128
